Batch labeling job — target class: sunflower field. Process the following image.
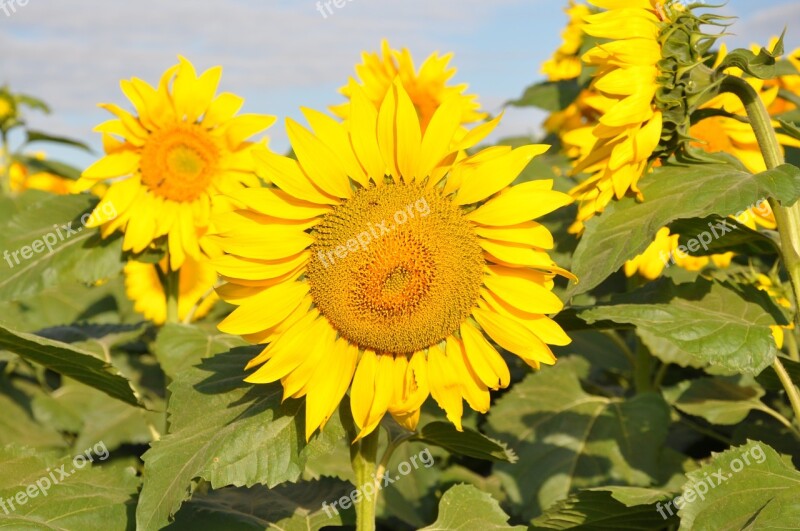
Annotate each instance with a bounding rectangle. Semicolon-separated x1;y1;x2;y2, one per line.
2;0;800;529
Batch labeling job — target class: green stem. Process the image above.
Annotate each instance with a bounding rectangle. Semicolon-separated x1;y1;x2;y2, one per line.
164;267;180;325
786;329;800;363
722;75;800;425
350;429;380;531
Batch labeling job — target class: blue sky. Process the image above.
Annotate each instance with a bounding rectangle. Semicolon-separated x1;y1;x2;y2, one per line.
1;0;799;169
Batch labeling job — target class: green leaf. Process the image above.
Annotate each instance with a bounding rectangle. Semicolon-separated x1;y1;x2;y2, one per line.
0;194;124;302
420;484;525;530
0;445;139;530
568;162;800;296
506;80;581;112
0;379;65;450
580;279;780;374
15;92;51;113
531;487;677;529
414;422;516;463
16;154;83;181
167;479;356;531
677;441;800;530
715;35;784;79
136;347;347;531
669;216;779;256
0;323;142;407
25;130;93;153
485;358;671;520
662;377;767;425
154;324;248;381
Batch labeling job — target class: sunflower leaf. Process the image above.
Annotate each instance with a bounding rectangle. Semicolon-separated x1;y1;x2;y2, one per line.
166;479;356;531
0;323;143;407
0;193;124;302
568;161;800;297
153;323;248;381
505;79;581;112
677;441;800;530
0;445;139;530
580;278;782;374
136;347;347;531
485;357;671;521
531;487;677;529
420;484;525;530
414;422;516;463
662;377;767;425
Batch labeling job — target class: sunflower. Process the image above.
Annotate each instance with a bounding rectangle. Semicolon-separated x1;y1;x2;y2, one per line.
567;0;665;233
210;80;574;441
541;1;592;82
75;56;276;270
125;257;219;325
330;40;485;132
623;227;732;280
755;274;793;348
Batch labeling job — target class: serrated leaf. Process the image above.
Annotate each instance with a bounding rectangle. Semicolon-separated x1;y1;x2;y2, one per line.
167;479;355;531
154;324;248;381
136;347;346;531
678;441;800;530
420;484;524;530
0;323;142;407
568;162;800;296
0;194;124;302
0;445;139;530
485;358;671;520
506;80;581;112
531;487;676;529
580;279;780;374
663;377;768;425
414;422;516;462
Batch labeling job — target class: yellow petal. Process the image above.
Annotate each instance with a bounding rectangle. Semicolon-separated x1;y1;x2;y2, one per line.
81;150;140;180
254;149;339;206
446;336;490;413
454;145;550;206
473;222;554;249
460;322;510;390
427;343;464;430
286;118;352;199
218;281;309;335
466;180;574;225
473;307;557;365
483;267;564;314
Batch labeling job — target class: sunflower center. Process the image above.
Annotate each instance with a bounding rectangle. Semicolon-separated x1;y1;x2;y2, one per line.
140;124;219;202
306;182;484;354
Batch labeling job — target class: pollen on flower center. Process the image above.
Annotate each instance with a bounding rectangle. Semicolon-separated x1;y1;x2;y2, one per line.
306;182;484;354
140;124;219;202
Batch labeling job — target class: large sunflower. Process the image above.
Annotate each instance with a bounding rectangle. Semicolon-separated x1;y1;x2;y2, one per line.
210;80;574;441
75;57;276;270
331;40;485;131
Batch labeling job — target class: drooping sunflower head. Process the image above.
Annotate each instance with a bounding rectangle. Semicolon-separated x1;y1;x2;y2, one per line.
75;56;276;270
567;0;726;233
541;1;593;82
331;39;486;132
210;79;575;442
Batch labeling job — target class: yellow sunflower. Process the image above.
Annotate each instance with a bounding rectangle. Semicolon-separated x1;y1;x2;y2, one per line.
75;56;276;270
125;257;219;325
755;274;793;348
331;40;485;132
541;1;592;82
567;0;664;233
624;227;732;280
210;80;574;441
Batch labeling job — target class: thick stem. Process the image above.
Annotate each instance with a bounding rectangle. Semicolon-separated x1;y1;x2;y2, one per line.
350;429;380;531
722;75;800;424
